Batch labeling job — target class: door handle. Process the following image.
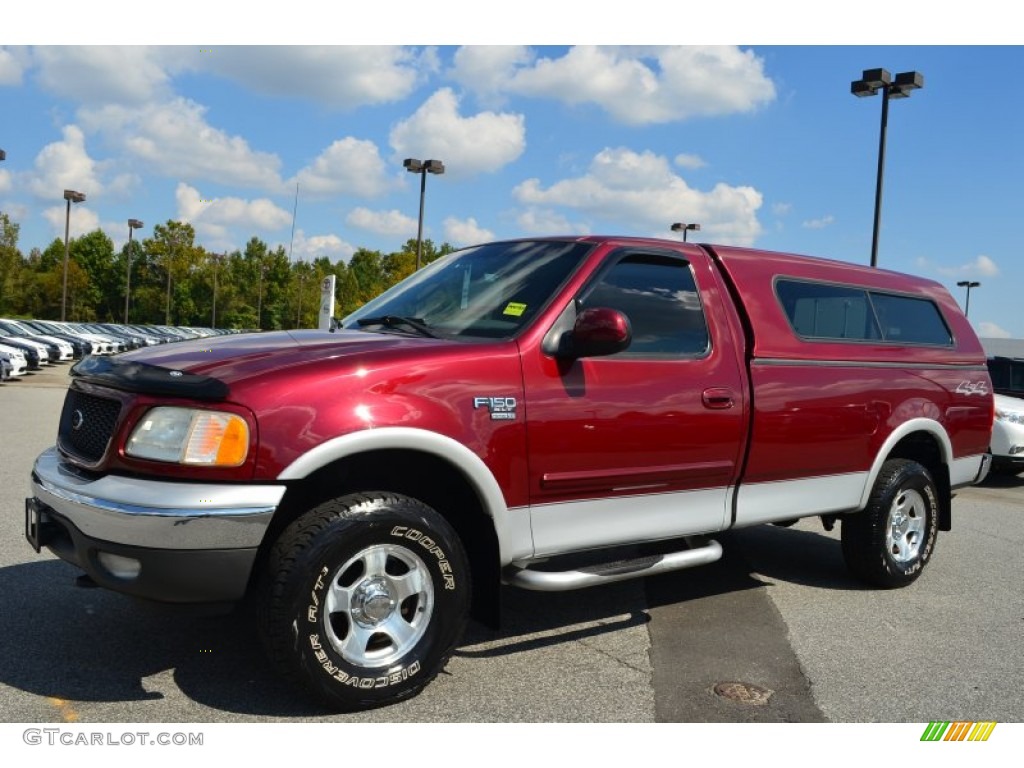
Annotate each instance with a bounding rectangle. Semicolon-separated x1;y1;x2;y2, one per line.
702;387;735;409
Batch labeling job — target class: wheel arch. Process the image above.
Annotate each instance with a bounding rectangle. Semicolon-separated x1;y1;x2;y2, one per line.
861;419;953;531
259;428;528;627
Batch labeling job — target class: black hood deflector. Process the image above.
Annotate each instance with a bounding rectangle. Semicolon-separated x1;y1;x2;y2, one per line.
70;355;229;400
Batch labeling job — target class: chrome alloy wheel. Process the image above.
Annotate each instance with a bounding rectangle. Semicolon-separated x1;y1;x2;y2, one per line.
886;488;926;563
323;544;434;667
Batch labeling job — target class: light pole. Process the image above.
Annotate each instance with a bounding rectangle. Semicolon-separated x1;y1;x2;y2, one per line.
957;280;980;318
851;68;924;268
403;158;445;271
256;259;265;330
211;253;224;328
61;189;86;321
670;222;700;242
124;218;143;323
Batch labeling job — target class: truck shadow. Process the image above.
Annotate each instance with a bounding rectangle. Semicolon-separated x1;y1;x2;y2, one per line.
979;471;1024;488
0;526;853;719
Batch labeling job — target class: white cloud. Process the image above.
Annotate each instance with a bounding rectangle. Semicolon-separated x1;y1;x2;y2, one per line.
977;322;1011;339
23;46;427;109
197;46;426;108
0;169;11;195
674;153;707;170
290;229;355;262
443;216;493;246
80;99;283;190
0;46;26;85
30;46;174;104
291;138;392;198
346;207;417;237
175;183;292;244
389;88;526;177
449;46;533;104
516;207;588;236
513;146;763;245
42;203;98;239
27;125;102;199
494;46;775;126
802;214;834;229
920;254;1001;279
772;202;793;216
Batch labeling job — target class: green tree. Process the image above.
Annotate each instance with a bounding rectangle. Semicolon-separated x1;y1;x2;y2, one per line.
143;221;200;325
69;229;117;321
0;212;22;315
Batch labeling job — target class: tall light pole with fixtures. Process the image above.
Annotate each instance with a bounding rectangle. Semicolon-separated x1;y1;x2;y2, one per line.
403;158;445;271
211;252;223;328
670;222;700;242
957;280;980;318
256;258;266;330
124;218;143;323
61;189;86;321
851;68;924;268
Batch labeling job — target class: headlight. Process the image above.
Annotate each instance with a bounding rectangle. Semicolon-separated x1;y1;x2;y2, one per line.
126;407;249;466
995;408;1024;425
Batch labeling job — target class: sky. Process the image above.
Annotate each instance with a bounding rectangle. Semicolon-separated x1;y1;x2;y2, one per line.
2;5;1023;338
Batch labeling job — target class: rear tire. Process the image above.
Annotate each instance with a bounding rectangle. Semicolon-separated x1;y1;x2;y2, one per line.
258;492;470;711
841;459;939;588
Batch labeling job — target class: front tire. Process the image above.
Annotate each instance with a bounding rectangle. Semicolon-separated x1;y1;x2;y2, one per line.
841;459;939;588
258;492;470;711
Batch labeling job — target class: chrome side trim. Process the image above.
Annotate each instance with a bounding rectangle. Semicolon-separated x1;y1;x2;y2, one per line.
753;358;988;371
276;427;530;564
31;447;285;549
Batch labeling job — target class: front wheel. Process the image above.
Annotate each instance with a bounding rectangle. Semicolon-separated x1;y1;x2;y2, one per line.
258;492;470;711
841;459;939;588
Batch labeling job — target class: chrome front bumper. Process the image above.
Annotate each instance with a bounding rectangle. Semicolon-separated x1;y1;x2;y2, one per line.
31;447;285;550
27;447;288;603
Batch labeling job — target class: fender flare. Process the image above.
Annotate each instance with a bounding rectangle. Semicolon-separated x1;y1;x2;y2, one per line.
858;418;952;510
276;427;531;563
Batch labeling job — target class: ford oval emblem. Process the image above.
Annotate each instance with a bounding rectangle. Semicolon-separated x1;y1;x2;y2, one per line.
71;409;84;431
169;370;184;377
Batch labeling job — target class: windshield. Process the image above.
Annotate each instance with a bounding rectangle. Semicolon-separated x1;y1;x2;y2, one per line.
342;240;593;339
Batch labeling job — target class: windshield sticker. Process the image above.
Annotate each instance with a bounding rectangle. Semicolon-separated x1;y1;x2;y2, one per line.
503;302;527;317
473;396;518;421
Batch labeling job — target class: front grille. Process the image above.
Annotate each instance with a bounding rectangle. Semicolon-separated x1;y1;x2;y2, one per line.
58;388;122;464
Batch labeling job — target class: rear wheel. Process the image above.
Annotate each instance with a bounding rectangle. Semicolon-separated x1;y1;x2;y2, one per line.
841;459;939;588
258;492;470;710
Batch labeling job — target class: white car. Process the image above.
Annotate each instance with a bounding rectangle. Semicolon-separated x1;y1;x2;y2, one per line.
0;343;29;378
992;393;1024;475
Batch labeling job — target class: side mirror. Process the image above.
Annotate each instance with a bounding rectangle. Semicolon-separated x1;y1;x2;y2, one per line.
562;307;631;358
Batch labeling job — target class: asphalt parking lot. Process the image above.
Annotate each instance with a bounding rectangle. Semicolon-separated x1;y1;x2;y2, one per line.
2;364;1022;723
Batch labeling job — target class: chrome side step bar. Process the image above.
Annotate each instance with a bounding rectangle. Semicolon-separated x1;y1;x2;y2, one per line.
503;537;723;592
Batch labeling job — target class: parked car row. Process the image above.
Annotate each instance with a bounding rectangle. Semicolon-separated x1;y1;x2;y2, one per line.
0;318;242;381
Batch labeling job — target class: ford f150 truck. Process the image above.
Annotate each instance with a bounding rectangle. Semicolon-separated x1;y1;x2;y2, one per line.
25;236;993;711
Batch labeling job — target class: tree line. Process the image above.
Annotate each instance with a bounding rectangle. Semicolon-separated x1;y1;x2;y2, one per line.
0;212;455;329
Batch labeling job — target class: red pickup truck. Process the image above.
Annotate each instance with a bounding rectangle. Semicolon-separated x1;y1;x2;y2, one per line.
26;236;993;710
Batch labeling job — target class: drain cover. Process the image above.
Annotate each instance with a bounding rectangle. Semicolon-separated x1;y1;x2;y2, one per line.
712;681;773;705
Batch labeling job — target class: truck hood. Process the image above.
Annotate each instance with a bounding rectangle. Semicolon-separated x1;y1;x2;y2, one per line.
70;329;454;399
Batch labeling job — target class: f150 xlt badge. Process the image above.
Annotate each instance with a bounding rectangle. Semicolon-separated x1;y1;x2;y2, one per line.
473;396;518;420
